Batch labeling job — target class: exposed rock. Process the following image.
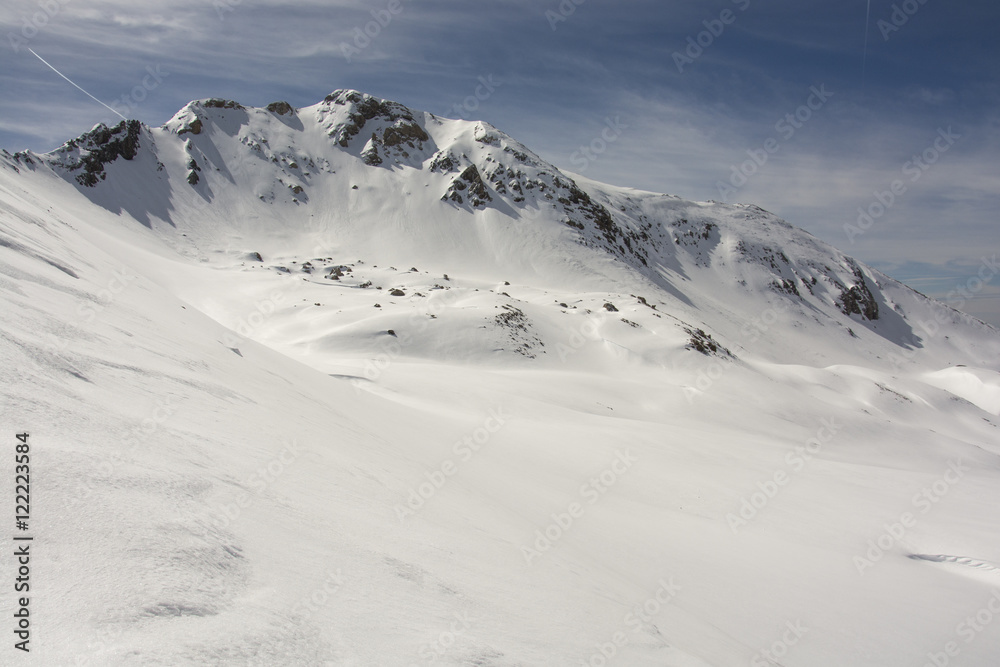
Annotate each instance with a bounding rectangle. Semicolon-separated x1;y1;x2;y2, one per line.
770;279;800;297
837;263;879;321
323;90;418;149
494;304;544;358
429;151;458;173
361;134;383;166
63;120;143;187
266;101;295;115
382;120;429;148
552;178;648;266
633;296;650;309
474;123;501;146
178;118;203;136
685;327;732;358
443;164;492;208
186;157;201;185
202;99;243;110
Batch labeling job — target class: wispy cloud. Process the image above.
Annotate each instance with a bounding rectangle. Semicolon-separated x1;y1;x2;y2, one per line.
1;0;997;323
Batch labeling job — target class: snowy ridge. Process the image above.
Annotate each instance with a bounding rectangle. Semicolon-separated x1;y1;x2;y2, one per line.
10;89;997;370
2;90;1000;665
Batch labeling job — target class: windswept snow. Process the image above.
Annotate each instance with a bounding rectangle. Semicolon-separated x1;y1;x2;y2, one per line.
1;91;999;666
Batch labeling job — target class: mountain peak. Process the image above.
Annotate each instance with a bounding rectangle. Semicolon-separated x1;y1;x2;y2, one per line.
9;89;997;368
3;82;999;667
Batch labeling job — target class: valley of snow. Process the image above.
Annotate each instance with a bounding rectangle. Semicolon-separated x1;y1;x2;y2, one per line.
1;91;999;666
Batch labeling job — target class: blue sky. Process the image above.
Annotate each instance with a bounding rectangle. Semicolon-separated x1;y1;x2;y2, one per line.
2;0;998;325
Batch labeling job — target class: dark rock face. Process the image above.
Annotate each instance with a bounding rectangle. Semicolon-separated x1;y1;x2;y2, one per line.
494;304;544;358
266;101;295;115
178;118;203;136
186;157;201;185
685;327;732;358
361;135;383;166
551;177;650;267
381;120;429;148
458;165;491;207
770;278;800;297
838;263;879;321
324;90;420;149
202;99;243;110
442;164;493;207
59;120;143;187
429;151;458;174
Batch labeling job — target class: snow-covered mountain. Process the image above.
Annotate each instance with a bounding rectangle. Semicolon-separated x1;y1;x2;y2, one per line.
2;91;999;666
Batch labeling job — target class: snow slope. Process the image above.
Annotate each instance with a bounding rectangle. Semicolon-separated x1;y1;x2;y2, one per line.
1;91;999;666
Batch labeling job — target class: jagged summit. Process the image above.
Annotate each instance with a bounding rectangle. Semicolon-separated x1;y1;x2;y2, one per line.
2;89;1000;666
4;89;997;370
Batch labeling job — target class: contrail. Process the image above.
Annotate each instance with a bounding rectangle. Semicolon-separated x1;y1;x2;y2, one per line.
861;0;872;90
27;48;126;120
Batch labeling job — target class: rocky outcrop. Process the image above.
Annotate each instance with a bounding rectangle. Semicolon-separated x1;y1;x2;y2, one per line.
429;151;458;174
381;120;429;148
202;99;244;110
52;120;143;187
322;90;420;149
494;304;544;358
685;327;732;358
361;134;383;166
553;177;650;266
443;165;492;207
186;158;201;185
177;118;203;136
266;101;295;115
837;263;879;321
